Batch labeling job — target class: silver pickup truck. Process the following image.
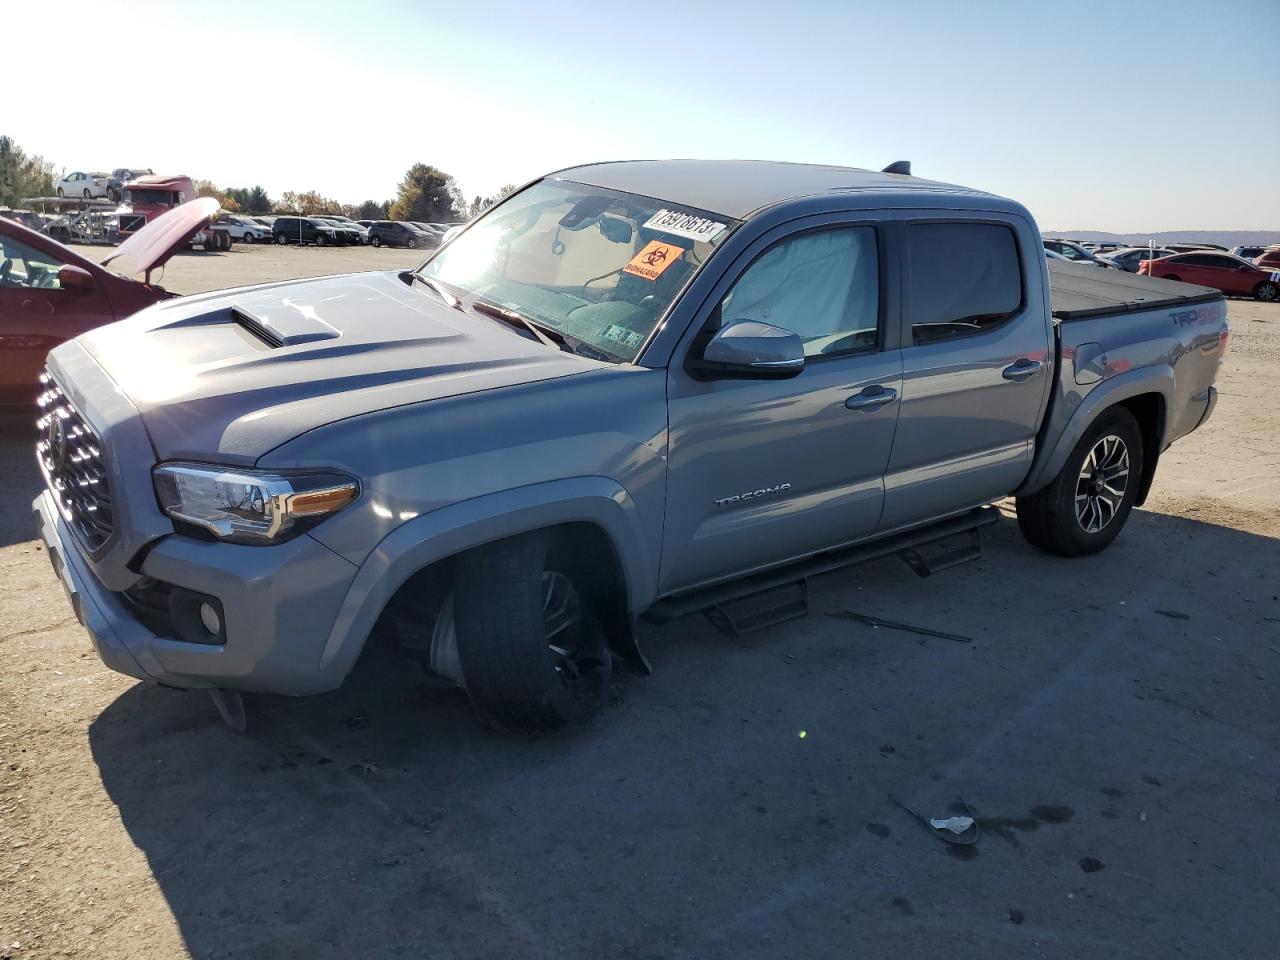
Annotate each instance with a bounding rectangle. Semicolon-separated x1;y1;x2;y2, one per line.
33;160;1228;732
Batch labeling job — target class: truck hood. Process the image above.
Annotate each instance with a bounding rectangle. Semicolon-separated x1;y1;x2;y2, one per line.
99;197;219;281
74;270;597;462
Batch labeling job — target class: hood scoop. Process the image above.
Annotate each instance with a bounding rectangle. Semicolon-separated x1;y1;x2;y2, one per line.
230;302;340;348
231;304;339;348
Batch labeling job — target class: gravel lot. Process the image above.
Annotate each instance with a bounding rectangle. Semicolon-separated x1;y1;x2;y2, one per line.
2;246;1278;959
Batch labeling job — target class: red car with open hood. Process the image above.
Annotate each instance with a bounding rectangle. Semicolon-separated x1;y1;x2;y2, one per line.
0;197;218;405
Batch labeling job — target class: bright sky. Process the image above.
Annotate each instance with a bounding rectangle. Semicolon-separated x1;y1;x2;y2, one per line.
6;0;1277;231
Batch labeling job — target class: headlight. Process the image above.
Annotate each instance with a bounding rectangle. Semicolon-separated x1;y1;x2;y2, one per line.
153;463;359;545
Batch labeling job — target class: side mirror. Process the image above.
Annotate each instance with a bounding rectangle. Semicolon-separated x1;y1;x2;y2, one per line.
695;319;805;379
58;264;95;292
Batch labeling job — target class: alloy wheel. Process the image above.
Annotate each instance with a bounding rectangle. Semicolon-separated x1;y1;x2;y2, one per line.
1074;434;1130;533
541;571;599;686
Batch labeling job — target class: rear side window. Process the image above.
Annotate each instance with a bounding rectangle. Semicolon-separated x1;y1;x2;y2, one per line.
906;223;1022;344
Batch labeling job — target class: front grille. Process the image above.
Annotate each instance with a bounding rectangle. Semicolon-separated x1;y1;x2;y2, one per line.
36;371;114;550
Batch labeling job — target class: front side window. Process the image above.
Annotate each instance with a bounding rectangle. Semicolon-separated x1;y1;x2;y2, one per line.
0;235;66;289
421;180;738;362
716;227;880;358
906;222;1022;344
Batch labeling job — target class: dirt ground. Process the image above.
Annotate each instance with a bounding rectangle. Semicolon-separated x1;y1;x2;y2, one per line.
2;246;1278;959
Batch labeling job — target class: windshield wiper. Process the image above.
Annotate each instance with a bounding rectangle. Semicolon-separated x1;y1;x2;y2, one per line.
400;270;461;309
470;299;567;350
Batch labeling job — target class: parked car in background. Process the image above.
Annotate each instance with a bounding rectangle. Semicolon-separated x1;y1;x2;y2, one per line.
368;220;435;248
1140;251;1280;300
0;198;217;406
1254;246;1280;270
56;172;111;200
1166;242;1227;253
272;216;340;246
1228;245;1267;261
1083;241;1126;254
1100;246;1175;273
217;214;271;243
1043;238;1118;268
315;217;367;245
0;209;44;230
356;219;376;229
107;168;153;202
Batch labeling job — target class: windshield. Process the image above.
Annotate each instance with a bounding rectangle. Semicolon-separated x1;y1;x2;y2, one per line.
419;179;737;362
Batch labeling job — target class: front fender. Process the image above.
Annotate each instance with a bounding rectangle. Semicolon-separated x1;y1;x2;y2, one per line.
1017;366;1173;495
316;476;656;679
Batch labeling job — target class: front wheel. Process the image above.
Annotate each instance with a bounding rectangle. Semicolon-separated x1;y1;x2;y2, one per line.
56;188;65;198
275;233;287;245
453;531;611;733
1016;406;1144;557
315;234;326;247
1254;281;1279;302
371;236;381;247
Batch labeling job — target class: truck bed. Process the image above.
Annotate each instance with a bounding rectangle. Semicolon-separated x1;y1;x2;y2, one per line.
1048;260;1222;321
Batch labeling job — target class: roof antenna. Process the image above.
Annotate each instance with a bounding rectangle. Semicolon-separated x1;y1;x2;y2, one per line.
882;160;912;176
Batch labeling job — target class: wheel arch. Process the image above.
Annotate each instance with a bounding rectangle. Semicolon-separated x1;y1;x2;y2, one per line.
1018;368;1173;498
316;477;656;684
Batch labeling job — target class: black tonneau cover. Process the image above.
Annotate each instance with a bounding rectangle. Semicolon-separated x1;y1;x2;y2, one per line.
1048;260;1222;321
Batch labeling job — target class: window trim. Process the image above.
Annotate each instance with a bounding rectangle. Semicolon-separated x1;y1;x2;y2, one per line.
902;217;1027;348
695;222;887;366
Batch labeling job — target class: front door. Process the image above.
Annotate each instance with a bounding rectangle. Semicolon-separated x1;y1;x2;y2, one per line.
0;234;110;404
880;217;1053;532
661;221;902;594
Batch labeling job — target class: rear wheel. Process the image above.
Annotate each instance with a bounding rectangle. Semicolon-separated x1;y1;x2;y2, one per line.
1016;407;1144;557
453;530;611;734
1254;281;1279;302
276;233;287;245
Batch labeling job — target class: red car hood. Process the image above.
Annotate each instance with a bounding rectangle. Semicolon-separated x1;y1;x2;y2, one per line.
100;197;218;281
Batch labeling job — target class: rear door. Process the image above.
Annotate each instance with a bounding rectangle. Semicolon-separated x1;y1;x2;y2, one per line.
879;216;1052;532
661;216;902;593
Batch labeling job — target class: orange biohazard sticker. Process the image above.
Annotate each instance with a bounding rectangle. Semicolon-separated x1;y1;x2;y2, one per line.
623;240;682;281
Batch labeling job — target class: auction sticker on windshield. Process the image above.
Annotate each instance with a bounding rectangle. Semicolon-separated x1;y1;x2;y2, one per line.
643;209;727;244
624;240;683;281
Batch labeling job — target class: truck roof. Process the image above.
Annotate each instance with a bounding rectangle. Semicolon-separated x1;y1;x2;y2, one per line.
554;159;999;220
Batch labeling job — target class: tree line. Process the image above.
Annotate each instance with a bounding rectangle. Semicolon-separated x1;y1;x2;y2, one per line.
2;135;517;223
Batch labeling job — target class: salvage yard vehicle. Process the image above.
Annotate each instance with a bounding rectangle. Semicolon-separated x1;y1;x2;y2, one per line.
1140;250;1280;301
56;171;112;200
368;219;434;248
1102;246;1175;273
33;160;1228;734
271;216;339;246
0;198;217;407
119;174;233;251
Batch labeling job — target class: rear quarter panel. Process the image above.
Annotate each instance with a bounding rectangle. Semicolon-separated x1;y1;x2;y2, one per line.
1021;297;1228;494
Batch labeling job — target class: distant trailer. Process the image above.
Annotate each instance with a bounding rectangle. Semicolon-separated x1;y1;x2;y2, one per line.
21;197;119;213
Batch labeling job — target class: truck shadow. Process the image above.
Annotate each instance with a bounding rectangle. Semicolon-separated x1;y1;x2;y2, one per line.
85;507;1280;958
0;414;42;548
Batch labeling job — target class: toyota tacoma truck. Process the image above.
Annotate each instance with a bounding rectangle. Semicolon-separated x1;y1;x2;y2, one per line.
33;160;1228;733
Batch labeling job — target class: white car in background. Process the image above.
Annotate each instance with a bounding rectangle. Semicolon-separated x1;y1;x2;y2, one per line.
56;171;112;200
217;215;271;243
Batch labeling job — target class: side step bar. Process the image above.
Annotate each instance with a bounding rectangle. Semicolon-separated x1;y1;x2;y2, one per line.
644;506;999;630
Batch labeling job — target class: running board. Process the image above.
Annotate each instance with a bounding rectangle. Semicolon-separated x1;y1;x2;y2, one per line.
645;507;999;631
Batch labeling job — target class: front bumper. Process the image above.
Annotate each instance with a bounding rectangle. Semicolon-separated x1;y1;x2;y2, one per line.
34;489;362;695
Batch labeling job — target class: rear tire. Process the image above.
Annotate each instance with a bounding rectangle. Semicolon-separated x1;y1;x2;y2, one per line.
1254;281;1279;302
276;233;287;245
453;530;611;734
1016;407;1144;557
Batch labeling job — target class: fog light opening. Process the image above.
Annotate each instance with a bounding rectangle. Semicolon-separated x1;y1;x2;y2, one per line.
198;601;222;636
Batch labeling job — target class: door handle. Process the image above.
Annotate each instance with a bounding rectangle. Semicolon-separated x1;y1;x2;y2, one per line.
1002;359;1042;382
845;386;897;411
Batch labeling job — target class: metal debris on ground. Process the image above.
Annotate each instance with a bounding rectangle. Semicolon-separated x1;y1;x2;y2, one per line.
929;815;976;835
828;610;974;644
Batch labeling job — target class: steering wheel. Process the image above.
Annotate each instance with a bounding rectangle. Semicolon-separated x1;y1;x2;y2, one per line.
0;259;12;286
